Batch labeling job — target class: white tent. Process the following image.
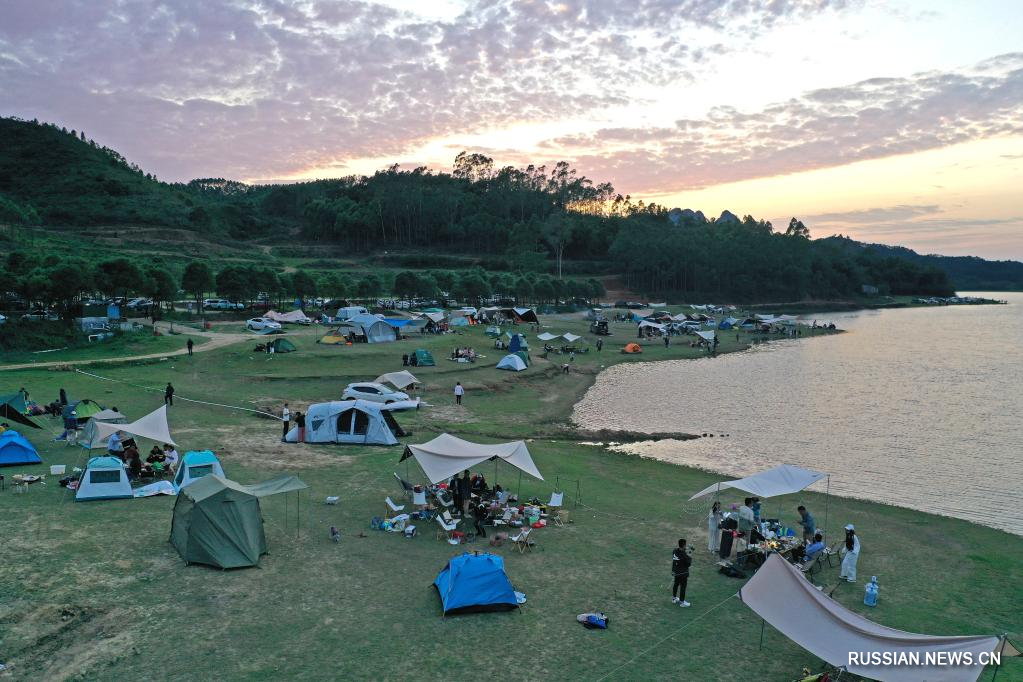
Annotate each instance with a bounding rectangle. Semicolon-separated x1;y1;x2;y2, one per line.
374;371;420;390
695;330;716;342
689;464;826;501
76;456;133;501
496;354;527;371
537;332;558;341
93;405;176;447
79;409;128;449
401;434;543;484
740;554;1019;682
638;321;665;331
562;332;582;343
264;309;312;324
286;400;405;445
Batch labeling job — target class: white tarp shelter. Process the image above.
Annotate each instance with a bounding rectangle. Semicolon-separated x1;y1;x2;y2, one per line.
689;464;826;501
695;330;716;342
94;405;176;447
562;332;582;343
740;554;1019;682
375;371;420;390
537;332;558;341
265;309;312;324
401;434;543;484
79;408;128;449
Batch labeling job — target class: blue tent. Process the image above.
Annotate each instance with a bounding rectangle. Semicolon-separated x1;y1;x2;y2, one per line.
173;450;226;491
0;430;42;467
434;552;519;615
508;334;526;353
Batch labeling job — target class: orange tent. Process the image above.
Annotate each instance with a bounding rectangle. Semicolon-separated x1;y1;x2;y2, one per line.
623;343;642;354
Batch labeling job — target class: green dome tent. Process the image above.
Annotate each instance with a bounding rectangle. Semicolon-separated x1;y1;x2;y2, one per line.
514;350;530;367
170;476;267;569
269;338;297;353
412;349;435;366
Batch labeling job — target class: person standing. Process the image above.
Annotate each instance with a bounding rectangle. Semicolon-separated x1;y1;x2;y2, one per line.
663;335;670;348
596;338;603;352
186;338;194;356
59;388;68;406
454;382;464;406
840;524;861;583
107;431;124;460
472;500;488;538
164;383;174;406
671;538;692;607
707;501;723;553
797;506;816;542
281;403;291;442
459;470;471;516
737;498;755;551
295;411;306;442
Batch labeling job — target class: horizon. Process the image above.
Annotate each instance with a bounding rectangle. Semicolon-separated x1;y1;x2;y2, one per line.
2;1;1022;259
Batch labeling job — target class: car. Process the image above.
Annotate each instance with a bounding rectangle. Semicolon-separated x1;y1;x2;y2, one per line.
126;297;154;309
20;309;59;321
395;300;412;310
246;317;282;331
341;382;410;404
0;313;6;325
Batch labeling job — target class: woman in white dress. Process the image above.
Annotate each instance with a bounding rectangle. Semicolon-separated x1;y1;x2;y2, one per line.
839;524;861;582
707;501;723;552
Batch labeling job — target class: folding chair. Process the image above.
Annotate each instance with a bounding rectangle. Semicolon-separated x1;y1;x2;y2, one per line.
412;488;427;507
496;490;510;506
822;541;842;568
436;515;459;540
493;508;513;527
511;527;533;554
547;491;564;527
799;553;825;585
433;488;453;509
384;496;405;516
441;510;460;527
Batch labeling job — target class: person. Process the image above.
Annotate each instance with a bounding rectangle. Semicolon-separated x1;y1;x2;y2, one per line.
449;475;463;513
737;498;755;550
596;338;603;352
107;431;124;459
707;501;723;553
146;445;164;464
472;500;488;538
186;338;194;356
803;533;826;564
797;505;816;542
402;353;409;367
126;448;142;481
663;335;669;348
162;443;179;474
454;382;464;406
164;382;174;406
459;470;471;516
281;403;291;442
671;538;692;607
59;388;68;406
295;411;306;442
839;524;860;583
55;410;78;441
751;497;761;524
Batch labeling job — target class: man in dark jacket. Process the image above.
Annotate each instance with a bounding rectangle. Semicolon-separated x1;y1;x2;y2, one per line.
164;383;175;406
672;538;692;607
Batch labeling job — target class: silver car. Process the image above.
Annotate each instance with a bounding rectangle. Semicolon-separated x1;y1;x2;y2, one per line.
341;382;409;404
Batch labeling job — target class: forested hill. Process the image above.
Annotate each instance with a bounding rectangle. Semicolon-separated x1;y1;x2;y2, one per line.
1;115;1014;299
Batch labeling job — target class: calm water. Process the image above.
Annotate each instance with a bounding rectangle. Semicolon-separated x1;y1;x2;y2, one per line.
573;293;1023;536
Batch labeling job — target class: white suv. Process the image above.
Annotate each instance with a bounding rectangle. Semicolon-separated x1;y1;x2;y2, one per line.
341;382;409;404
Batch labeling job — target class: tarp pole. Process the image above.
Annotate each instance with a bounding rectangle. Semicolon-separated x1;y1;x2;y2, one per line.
518;470;522;498
297;489;301;539
759;619;765;651
991;635;1007;682
824;475;831;542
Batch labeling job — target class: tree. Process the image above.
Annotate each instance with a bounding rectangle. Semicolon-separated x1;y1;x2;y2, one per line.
291;271;317;306
543;211;573;279
181;262;214;310
96;258;143;301
356;274;382;299
44;262;93;321
786;217;810;238
319;272;349;302
146;269;178;311
216;266;251;303
393;270;421;299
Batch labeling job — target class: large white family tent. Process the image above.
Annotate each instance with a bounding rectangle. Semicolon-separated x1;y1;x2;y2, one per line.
338;314;397;343
75;456;132;501
740;554;1019;682
285;400;406;445
79;409;128;449
401;434;542;484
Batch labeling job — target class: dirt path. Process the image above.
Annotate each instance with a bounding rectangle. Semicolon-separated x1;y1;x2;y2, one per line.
0;324;251;372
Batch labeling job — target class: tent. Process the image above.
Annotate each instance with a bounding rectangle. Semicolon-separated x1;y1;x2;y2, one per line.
401;433;543;484
508;334;527;353
76;456;133;501
173;450;226;491
264;309;312;324
695;330;716;343
483;307;539;324
740;554;1020;682
285;400;405;445
485;325;502;338
718;317;738;329
450;316;470;327
340;314;397;344
375;371;420;390
688;464;827;501
514;350;530;366
93;405;176;447
623;343;642;354
536;332;558;342
496;354;527;372
562;332;582;343
318;331;349;345
79;408;128;449
412;349;435;366
170;475;267;569
268;337;297;353
434;552;519;615
0;430;42;466
0;393;39;430
64;399;105;424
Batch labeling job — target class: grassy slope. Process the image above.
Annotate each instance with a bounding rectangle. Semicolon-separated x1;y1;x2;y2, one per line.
0;318;1019;681
0;331;208;365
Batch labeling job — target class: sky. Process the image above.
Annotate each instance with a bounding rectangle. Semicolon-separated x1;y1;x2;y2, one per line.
1;0;1022;259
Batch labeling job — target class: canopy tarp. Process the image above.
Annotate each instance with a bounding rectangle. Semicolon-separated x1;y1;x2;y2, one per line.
94;405;176;447
740;554;1019;682
689;463;826;501
264;309;312;324
242;474;309;498
537;332;558;341
562;332;582;343
401;433;542;484
0;392;39;430
638;321;665;331
79;409;128;449
695;330;716;342
375;371;420;389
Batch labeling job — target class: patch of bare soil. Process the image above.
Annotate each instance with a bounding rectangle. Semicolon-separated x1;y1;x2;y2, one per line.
198;425;356;470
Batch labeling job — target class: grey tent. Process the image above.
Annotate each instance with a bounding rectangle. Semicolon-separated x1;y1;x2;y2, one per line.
339;314;397;343
79;409;128;449
285;400;406;445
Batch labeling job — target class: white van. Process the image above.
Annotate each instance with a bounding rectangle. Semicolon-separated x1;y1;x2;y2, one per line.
335;306;369;321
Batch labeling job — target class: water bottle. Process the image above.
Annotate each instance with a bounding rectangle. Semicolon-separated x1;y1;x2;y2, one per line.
864;576;879;607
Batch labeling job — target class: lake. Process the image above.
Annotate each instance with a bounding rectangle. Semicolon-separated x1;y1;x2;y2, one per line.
573;293;1023;536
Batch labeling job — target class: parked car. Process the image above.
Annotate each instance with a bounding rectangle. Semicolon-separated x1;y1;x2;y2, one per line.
20;309;59;321
246;317;282;331
126;297;154;309
204;298;244;310
341;382;409;404
0;313;6;325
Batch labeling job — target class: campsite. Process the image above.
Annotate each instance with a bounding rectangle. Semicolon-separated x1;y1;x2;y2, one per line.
0;308;1020;681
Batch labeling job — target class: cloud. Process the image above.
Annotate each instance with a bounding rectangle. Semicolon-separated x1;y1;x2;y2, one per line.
805;205;942;224
0;0;854;181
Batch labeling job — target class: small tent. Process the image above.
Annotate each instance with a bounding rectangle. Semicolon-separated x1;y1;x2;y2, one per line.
285;400;405;445
0;430;42;466
485;325;502;338
496;354;527;372
434;552;519;615
173;450;226;491
514;350;530;366
64;399;105;425
318;330;349;345
0;393;39;430
170;475;267;569
268;337;297;353
718;317;738;330
79;409;128;449
412;349;435;366
623;343;642;354
76;456;132;501
508;334;527;353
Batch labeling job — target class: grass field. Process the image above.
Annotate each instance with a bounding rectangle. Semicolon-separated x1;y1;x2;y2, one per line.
0;315;1019;681
0;331;209;366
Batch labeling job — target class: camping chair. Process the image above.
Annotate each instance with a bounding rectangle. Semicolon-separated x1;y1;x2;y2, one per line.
436;515;459;540
493;508;513;527
441;510;460;527
799;552;826;585
412;488;427;507
547;491;564;527
511;527;533;554
385;497;405;516
393;472;415;499
433;488;453;509
822;541;842;568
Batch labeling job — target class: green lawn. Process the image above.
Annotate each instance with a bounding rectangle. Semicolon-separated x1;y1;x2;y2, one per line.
0;316;1019;681
0;331;208;366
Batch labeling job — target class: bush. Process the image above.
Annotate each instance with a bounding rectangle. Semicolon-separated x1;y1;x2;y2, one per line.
0;320;89;352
